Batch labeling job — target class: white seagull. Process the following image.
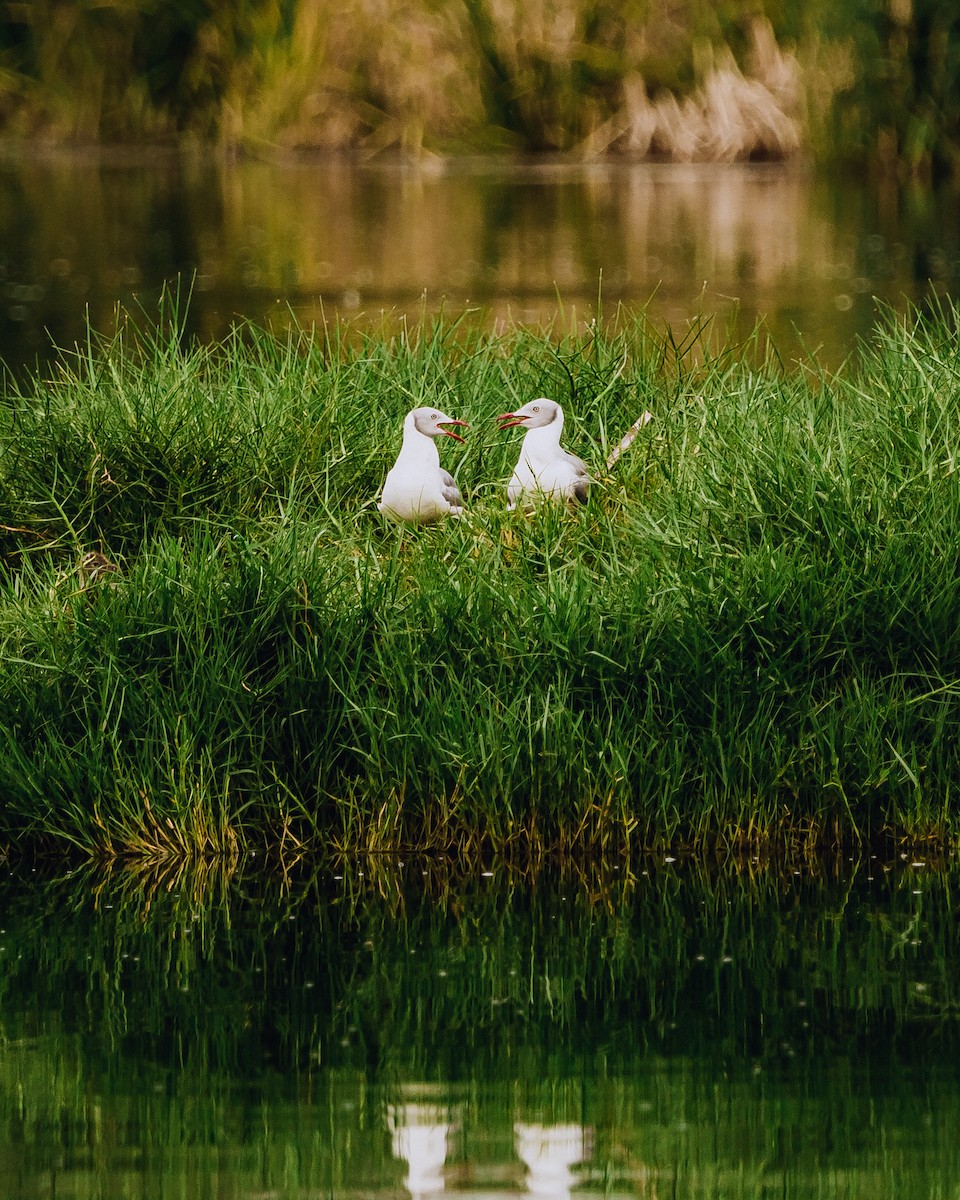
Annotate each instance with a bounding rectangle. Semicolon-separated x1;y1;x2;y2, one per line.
496;398;589;508
378;406;469;524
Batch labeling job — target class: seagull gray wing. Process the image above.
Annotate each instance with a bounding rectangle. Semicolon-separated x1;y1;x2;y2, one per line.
440;468;464;509
564;451;590;504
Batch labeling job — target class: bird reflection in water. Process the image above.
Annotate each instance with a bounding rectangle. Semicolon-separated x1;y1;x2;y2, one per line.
514;1123;592;1198
388;1102;455;1198
387;1098;592;1200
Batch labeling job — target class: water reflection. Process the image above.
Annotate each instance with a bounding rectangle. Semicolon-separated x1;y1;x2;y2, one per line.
386;1100;592;1200
1;856;959;1198
0;151;958;379
515;1123;591;1197
389;1101;457;1197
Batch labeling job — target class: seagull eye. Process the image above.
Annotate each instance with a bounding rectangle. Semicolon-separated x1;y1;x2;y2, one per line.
532;405;540;413
432;412;440;420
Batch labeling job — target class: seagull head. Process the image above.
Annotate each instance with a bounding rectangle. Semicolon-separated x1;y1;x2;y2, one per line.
496;398;563;430
412;406;469;442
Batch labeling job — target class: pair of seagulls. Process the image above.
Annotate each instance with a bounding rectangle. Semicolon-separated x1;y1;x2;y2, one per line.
378;399;589;523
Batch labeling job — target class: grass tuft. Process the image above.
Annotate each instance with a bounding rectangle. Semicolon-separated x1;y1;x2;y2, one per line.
3;298;960;860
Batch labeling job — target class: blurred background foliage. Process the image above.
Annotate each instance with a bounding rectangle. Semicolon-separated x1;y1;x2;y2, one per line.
0;1;956;174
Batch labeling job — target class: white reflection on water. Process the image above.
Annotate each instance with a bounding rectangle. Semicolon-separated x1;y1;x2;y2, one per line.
388;1102;456;1197
386;1096;594;1200
515;1123;592;1198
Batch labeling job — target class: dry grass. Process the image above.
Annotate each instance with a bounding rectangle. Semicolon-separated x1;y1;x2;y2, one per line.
583;19;803;160
3;1;958;173
0;3;807;159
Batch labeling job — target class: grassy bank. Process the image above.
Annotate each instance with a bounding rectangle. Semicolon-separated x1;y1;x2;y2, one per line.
2;299;960;860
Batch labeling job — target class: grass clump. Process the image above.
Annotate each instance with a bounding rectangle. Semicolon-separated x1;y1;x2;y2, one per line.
2;298;960;860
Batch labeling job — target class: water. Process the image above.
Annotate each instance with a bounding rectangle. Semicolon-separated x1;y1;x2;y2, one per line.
1;150;959;380
2;855;959;1199
4;154;960;1195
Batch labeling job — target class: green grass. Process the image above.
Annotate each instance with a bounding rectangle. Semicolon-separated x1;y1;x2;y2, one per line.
2;297;960;860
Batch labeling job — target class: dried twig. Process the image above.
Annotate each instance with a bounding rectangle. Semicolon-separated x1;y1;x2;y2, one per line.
1;524;49;539
606;411;654;469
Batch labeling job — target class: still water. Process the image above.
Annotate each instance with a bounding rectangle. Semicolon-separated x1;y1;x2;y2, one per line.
2;856;959;1198
0;150;959;378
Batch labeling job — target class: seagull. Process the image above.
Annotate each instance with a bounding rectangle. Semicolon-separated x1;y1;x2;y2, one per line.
496;398;589;508
378;406;469;524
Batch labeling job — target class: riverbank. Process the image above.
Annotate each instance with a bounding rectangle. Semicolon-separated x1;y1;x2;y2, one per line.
2;301;960;860
4;3;959;176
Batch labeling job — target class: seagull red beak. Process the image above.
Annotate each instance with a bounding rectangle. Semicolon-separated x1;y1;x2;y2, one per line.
496;411;528;429
439;419;469;442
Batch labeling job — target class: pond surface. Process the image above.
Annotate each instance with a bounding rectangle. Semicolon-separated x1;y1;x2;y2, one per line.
0;150;959;379
2;855;959;1199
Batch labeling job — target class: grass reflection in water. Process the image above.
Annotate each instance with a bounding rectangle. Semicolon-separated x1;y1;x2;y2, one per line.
0;854;957;1198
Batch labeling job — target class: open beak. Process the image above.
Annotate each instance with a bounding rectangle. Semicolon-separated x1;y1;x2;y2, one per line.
496;412;528;429
439;419;469;442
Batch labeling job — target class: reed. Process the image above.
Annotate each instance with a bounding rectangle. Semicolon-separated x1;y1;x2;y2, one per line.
2;297;960;859
1;2;958;171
